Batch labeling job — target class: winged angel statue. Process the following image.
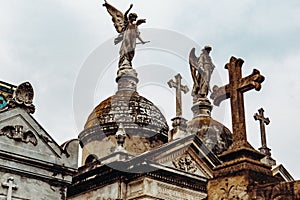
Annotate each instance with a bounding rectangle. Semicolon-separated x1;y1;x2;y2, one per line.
103;1;147;67
189;46;215;98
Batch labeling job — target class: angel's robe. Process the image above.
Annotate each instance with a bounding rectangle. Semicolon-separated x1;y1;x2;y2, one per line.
119;23;140;66
193;50;215;97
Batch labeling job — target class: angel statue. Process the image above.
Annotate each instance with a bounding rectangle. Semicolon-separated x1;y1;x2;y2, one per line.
103;1;148;67
189;46;215;98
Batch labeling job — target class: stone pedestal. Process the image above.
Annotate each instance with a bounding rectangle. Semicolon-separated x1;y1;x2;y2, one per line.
116;60;138;94
207;146;278;200
191;97;212;118
259;146;276;166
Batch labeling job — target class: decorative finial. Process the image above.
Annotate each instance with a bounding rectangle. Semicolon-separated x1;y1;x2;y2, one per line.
167;73;189;117
115;123;126;152
7;82;35;114
167;73;189;141
254;108;276;166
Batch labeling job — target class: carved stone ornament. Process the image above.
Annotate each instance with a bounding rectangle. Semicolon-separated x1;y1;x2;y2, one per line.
173;154;197;173
8;82;35;114
1;177;18;200
218;178;248;200
115;123;126;152
0;125;38;146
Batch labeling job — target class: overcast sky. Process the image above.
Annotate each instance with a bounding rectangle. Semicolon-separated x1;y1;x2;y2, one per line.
1;0;300;178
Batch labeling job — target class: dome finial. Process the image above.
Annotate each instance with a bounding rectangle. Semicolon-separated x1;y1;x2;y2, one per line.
115;123;127;152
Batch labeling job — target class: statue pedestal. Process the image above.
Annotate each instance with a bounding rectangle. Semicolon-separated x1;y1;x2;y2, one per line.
207;144;277;200
116;61;138;94
191;97;212;118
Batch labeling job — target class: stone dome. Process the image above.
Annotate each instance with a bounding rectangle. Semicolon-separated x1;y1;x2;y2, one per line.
187;116;232;155
78;63;171;164
186;97;233;156
84;91;169;135
79;91;169;162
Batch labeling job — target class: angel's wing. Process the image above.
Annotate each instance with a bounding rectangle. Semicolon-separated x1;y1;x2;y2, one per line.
189;48;200;86
23;131;38;146
103;1;125;33
136;19;146;26
0;126;15;138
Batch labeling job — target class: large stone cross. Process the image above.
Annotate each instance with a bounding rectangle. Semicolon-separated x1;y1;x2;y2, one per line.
168;73;189;117
210;56;265;148
2;177;18;200
254;108;270;153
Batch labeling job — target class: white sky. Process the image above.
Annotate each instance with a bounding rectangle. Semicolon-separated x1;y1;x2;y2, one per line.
1;0;300;178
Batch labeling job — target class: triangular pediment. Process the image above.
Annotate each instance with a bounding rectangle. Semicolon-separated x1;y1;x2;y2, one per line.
137;134;221;178
168;151;210;177
0;108;77;168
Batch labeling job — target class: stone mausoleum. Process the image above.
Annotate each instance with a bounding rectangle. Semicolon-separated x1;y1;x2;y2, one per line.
1;1;300;200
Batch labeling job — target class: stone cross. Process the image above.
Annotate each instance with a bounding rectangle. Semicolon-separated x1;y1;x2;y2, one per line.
254;108;270;151
2;177;17;200
210;57;264;148
168;73;189;117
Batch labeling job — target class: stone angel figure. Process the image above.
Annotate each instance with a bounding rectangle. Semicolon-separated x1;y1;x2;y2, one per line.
103;1;147;67
189;46;215;98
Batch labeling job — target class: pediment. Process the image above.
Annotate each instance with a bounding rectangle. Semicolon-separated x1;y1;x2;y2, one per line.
0;108;77;168
168;152;209;177
141;134;221;178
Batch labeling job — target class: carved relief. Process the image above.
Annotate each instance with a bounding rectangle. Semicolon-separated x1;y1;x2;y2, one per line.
1;177;18;200
173;154;197;173
8;82;35;114
209;177;248;200
0;125;37;146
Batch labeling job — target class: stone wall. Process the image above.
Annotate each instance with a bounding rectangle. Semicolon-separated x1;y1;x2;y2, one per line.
0;172;66;200
68;183;119;200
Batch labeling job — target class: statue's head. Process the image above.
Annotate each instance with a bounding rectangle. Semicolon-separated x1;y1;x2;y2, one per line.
129;13;138;21
204;45;212;53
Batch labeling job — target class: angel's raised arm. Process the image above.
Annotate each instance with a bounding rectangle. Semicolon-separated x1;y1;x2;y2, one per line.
124;4;133;21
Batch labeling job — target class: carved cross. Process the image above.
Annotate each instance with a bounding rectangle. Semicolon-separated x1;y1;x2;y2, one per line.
254;108;270;149
210;57;264;148
168;73;189;117
2;177;18;200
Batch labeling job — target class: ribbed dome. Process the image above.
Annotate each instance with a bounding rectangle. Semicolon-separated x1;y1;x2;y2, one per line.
187;116;232;155
84;91;168;134
79;91;169;155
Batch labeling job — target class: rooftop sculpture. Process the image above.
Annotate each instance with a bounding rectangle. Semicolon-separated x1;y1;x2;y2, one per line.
103;0;147;67
189;46;215;100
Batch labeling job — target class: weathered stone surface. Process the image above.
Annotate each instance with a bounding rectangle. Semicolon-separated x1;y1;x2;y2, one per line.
187;116;232;155
0;107;78;200
80;91;169;164
208;176;249;200
68;183;119;200
210;56;264;149
132;178;207;200
0;172;66;200
250;180;300;199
